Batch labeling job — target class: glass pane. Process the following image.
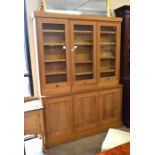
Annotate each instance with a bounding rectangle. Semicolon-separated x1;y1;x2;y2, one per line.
74;25;94;81
45;0;107;16
100;26;116;78
24;77;31;96
42;23;67;84
24;41;29;75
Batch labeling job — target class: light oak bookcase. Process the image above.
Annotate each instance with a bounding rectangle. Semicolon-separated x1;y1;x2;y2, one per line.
33;11;122;148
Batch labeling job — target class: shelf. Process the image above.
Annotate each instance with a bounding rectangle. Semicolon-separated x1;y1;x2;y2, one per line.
101;31;116;34
43;29;65;33
44;59;66;63
100;57;115;60
100;42;116;45
74;42;92;45
74;30;92;33
44;42;65;46
75;60;93;64
46;71;66;76
76;72;93;76
100;69;115;73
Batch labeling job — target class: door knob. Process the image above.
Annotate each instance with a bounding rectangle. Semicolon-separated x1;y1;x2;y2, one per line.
62;46;66;50
74;45;78;49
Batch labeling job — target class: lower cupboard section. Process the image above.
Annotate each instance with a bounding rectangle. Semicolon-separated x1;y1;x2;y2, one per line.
43;87;122;149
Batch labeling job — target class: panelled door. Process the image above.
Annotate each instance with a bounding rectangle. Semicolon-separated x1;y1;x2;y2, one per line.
99;88;122;125
43;96;73;142
36;18;71;95
97;22;121;87
74;92;99;133
70;21;97;90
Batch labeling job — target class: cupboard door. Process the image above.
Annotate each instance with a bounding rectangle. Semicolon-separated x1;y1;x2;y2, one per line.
36;18;71;95
99;88;122;125
97;22;121;87
71;21;96;89
24;110;40;135
74;92;99;132
43;96;73;141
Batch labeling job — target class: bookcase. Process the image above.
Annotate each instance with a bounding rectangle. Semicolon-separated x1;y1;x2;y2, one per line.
33;12;123;148
115;5;130;127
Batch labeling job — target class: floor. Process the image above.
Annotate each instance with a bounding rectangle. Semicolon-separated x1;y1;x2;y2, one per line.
25;126;130;155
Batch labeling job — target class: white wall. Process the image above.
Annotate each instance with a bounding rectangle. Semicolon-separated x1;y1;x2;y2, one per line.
110;0;130;13
25;0;130;96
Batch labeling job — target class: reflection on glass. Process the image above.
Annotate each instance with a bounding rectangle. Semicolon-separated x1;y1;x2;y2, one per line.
73;25;94;81
100;26;116;78
44;0;107;16
42;23;67;84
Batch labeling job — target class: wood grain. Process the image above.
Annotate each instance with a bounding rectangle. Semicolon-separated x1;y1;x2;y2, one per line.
74;92;99;132
33;13;123;148
96;142;130;155
36;18;71;95
43;96;73;140
33;11;122;22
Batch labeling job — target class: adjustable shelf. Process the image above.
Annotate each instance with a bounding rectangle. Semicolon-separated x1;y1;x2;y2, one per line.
74;30;92;33
43;30;65;33
100;31;116;34
100;57;115;60
44;42;65;46
75;72;93;76
75;60;93;64
46;71;66;76
100;42;116;45
100;69;115;73
74;42;92;45
44;59;66;63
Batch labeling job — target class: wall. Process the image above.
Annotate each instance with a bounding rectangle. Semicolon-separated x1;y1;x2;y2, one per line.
25;0;130;96
110;0;130;16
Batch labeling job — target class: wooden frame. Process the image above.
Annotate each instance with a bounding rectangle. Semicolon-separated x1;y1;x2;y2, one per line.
70;20;97;90
33;11;122;22
24;109;45;150
36;18;71;95
42;86;122;148
73;92;99;132
97;22;121;87
99;88;122;125
43;96;74;147
33;12;123;148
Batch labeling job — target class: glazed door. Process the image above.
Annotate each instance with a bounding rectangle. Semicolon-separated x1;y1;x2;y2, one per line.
36;18;71;95
97;22;121;87
71;21;96;90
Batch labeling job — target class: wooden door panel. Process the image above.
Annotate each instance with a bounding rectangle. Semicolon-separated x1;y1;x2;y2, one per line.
99;88;121;124
74;92;99;132
43;97;73;139
24;111;39;134
24;110;44;136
